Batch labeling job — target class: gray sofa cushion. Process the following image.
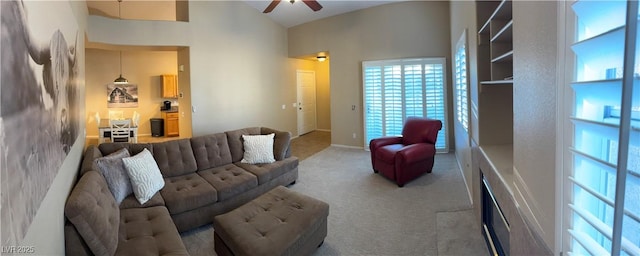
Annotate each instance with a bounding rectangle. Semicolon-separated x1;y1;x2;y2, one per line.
116;206;188;255
98;143;153;156
261;127;292;160
152;139;198;177
197;164;258;201
64;223;93;256
235;157;299;185
80;145;103;176
225;127;261;163
64;171;119;256
119;193;165;209
191;133;233;170
160;173;218;214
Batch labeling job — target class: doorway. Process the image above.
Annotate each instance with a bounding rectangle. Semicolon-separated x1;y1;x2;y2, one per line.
297;70;317;136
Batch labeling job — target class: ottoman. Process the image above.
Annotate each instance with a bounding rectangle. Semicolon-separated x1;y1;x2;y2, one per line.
213;186;329;256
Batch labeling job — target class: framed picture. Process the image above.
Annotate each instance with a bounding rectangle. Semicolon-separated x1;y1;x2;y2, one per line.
107;83;138;108
1;0;81;245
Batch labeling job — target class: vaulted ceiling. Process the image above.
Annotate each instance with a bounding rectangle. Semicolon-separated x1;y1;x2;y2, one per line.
87;0;404;28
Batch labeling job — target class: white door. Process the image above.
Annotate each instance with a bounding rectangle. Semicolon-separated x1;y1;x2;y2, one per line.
297;70;317;136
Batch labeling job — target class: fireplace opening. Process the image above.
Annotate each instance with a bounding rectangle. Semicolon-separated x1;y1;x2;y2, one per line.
481;174;510;256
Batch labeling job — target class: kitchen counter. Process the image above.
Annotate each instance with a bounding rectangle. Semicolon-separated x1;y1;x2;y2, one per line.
161;106;179;113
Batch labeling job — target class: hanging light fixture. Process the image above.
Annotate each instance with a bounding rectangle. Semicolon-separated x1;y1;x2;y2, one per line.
114;0;128;84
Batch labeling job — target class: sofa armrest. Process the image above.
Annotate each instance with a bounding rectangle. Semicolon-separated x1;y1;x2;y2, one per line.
369;136;403;152
65;221;93;256
79;145;103;176
396;143;436;164
261;127;292;161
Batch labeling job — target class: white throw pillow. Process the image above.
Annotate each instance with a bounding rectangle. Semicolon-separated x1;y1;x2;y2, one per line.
241;133;276;164
122;148;165;204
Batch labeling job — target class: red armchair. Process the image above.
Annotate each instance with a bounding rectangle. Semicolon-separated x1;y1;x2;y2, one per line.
369;117;443;187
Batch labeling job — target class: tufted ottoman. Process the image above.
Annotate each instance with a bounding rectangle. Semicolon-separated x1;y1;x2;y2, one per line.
213;186;329;256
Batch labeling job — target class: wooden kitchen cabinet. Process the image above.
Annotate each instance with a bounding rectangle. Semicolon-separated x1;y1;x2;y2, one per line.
162;111;179;137
161;74;179;98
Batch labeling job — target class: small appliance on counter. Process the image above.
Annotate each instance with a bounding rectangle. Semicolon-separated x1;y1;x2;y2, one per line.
162;100;172;111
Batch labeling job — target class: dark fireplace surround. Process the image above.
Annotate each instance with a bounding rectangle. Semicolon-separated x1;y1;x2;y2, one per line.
482;174;510;256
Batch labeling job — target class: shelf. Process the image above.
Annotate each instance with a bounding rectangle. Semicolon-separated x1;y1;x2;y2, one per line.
491;50;513;63
476;0;513;145
479;144;514;196
479;0;512;35
491;20;513;43
481;80;513;85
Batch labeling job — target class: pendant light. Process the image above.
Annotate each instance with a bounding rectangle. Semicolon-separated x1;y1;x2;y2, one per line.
114;0;128;84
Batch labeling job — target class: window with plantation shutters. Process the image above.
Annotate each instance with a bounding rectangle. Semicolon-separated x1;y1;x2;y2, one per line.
564;1;640;255
363;58;448;152
455;32;469;132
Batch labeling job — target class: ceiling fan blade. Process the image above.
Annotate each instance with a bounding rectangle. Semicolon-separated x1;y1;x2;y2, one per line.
263;0;281;13
302;0;323;12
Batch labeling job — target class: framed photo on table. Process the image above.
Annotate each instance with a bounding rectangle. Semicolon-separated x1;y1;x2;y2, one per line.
107;83;138;108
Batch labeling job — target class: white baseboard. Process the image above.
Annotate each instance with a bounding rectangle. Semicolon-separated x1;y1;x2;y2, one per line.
454;151;474;205
315;129;331;132
330;144;364;150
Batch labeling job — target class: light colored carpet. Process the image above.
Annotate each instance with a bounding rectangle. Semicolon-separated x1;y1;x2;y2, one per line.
436;210;487;255
181;146;487;255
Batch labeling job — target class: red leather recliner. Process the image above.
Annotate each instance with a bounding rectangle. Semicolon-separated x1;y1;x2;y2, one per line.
369;117;443;187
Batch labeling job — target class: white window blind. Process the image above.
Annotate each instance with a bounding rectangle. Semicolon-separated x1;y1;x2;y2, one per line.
565;1;640;255
455;32;469;132
363;58;448;152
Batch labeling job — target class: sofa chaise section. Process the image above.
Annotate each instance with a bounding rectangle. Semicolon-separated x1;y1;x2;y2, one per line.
65;171;188;256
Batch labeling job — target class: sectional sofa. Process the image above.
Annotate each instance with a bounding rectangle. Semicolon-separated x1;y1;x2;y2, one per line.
64;127;299;255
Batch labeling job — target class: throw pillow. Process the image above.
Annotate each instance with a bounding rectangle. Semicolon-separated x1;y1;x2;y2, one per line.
122;148;165;204
94;148;132;204
241;133;276;164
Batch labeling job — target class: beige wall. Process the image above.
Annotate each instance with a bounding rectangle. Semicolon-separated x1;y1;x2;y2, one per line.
512;1;558;250
16;1;88;254
177;47;193;138
87;0;176;21
85;49;181;139
288;1;452;147
86;2;294;136
187;2;294;135
316;59;331;131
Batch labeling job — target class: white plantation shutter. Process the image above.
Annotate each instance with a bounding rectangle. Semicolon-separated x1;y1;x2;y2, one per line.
455;32;469;132
384;65;404;136
564;1;640;255
363;58;448;152
424;62;447;150
364;67;383;140
405;64;424;118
